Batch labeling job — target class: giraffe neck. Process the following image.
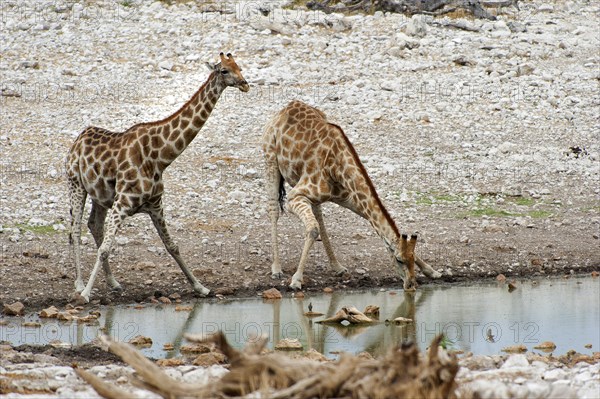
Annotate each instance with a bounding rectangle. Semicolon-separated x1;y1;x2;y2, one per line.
151;71;226;169
350;180;401;254
331;123;402;254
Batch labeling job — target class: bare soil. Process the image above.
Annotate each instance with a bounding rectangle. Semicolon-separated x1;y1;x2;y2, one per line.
0;176;598;313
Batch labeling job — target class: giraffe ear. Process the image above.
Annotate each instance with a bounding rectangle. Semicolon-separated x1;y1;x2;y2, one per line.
205;62;221;72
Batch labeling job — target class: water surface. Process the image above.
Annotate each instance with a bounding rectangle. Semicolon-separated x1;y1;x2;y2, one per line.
2;277;598;359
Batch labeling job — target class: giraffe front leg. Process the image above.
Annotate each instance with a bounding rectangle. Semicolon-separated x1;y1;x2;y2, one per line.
88;202;122;292
79;205;127;303
416;255;442;279
313;205;347;276
149;204;210;297
287;195;320;290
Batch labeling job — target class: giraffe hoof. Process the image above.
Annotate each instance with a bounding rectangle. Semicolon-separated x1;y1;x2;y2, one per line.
193;286;211;297
271;272;284;279
74;282;85;293
430;270;442;279
289;278;302;290
111;284;123;293
71;292;89;305
335;267;348;276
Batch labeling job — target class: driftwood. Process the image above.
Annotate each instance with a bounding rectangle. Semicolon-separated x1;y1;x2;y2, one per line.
363;305;380;317
317;306;378;325
78;332;460;399
306;0;498;20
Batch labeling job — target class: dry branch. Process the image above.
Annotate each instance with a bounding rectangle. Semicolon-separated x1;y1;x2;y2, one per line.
317;306;378;324
74;366;139;399
78;332;459;399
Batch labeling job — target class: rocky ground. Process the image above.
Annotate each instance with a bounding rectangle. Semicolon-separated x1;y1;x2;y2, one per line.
1;340;599;398
0;0;599;396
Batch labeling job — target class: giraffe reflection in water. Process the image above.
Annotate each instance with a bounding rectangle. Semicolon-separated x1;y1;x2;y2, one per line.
94;290;429;359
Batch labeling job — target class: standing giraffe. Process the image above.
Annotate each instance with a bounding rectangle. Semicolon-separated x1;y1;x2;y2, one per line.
263;100;441;291
66;53;249;302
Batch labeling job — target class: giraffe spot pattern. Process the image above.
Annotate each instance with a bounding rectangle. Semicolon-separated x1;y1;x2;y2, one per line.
151;135;164;149
162;126;171;140
160;146;176;161
192;116;203;128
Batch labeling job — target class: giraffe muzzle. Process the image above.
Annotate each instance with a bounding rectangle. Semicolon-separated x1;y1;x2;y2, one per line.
238;82;250;92
403;277;418;292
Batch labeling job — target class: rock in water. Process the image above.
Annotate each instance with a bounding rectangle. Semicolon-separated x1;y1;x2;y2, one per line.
39;306;59;318
502;344;527;353
275;338;303;351
3;301;25;316
534;341;557;351
262;288;282;299
129;335;153;346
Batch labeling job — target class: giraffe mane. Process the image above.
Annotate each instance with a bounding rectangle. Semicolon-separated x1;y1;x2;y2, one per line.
328;123;401;239
125;71;217;132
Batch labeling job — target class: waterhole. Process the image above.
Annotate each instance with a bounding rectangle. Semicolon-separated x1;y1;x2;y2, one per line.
1;277;598;358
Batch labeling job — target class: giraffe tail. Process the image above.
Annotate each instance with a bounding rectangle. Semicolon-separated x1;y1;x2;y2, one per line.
68;208;73;245
278;175;286;212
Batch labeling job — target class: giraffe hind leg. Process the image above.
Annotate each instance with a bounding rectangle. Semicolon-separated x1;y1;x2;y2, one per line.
79;202;128;302
287;193;320;290
313;205;347;276
68;179;87;293
266;161;284;279
88;202;122;291
148;203;210;297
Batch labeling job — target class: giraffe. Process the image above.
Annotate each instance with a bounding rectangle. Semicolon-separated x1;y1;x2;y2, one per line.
263;100;441;291
66;53;249;303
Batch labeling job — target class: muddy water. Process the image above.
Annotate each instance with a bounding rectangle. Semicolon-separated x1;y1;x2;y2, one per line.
2;277;598;359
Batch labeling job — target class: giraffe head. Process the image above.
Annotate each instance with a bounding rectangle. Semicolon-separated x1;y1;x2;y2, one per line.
207;52;249;92
395;234;418;291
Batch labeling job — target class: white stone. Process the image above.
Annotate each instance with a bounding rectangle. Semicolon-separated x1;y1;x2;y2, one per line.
53;223;66;231
228;190;246;201
158;60;174;71
493;20;508;31
544;368;568;381
549;384;577;398
28;217;48;226
466;379;510;398
574;370;594;383
183;365;228;384
501;354;529;369
577;381;600;399
405;15;428;38
491;30;511;38
185;54;200;62
525;381;551;398
115;236;129;246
